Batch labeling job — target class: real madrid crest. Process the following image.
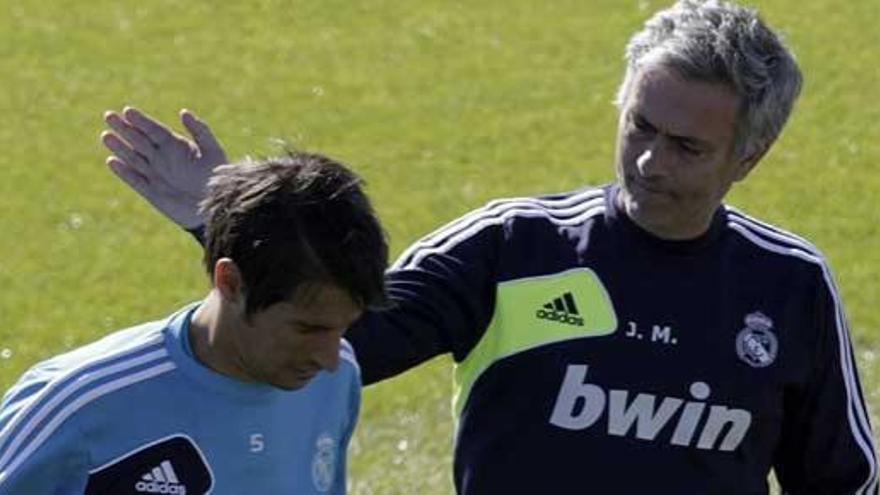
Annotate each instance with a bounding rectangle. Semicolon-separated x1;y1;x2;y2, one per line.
311;432;337;492
736;311;778;368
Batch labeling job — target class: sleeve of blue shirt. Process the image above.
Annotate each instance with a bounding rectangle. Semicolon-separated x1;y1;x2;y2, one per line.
773;267;878;495
0;368;90;494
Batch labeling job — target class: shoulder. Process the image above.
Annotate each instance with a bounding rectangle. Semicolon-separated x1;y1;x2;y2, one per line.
3;320;170;404
0;319;178;459
393;185;608;270
723;206;831;279
338;338;359;378
11;319;173;391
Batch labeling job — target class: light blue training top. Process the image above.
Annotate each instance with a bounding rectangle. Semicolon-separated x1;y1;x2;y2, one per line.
0;303;360;495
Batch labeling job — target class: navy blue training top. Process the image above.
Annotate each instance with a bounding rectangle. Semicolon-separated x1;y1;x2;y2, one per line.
349;184;877;494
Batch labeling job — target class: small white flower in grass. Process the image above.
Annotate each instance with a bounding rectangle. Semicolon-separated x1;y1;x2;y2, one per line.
1;348;12;359
68;213;84;230
397;439;408;452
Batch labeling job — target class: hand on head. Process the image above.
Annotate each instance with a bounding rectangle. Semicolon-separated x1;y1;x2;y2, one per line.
101;107;228;229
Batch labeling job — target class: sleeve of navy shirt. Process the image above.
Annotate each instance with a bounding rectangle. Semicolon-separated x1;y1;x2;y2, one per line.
187;218;500;386
346;213;503;385
773;266;878;495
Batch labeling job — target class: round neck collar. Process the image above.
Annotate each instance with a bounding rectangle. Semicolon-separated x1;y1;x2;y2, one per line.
604;183;726;255
163;304;279;402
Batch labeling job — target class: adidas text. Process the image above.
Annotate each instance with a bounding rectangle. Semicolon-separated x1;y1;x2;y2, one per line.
536;309;584;326
550;364;752;451
135;481;187;494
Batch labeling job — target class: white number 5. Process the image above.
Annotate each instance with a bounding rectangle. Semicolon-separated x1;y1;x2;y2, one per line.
250;433;265;453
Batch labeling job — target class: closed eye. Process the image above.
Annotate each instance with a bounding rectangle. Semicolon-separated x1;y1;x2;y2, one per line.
675;139;703;156
296;323;336;334
632;114;656;134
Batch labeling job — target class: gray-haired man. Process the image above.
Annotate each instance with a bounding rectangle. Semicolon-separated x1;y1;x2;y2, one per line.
102;1;877;493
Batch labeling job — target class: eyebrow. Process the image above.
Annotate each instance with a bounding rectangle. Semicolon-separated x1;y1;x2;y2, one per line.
633;112;712;149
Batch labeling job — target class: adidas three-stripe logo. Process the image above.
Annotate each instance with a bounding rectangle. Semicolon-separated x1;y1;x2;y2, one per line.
135;460;187;494
536;292;584;326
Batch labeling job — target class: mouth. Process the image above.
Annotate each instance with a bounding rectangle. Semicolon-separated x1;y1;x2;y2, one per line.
273;368;320;390
293;368;320;381
626;176;669;197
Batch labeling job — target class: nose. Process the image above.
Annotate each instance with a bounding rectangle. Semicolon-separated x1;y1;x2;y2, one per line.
635;139;672;178
314;334;341;373
636;149;653;175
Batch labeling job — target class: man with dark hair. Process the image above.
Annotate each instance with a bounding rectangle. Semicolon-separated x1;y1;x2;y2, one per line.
98;0;876;493
0;153;388;494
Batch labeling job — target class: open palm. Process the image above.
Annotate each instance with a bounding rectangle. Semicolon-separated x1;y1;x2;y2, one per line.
101;107;227;229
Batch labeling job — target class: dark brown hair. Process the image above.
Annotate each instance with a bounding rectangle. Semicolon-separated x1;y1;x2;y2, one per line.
200;151;388;315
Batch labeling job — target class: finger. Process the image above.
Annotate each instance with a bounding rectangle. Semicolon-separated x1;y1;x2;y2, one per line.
104;111;157;159
122;106;182;148
180;109;227;163
101;131;151;176
106;156;151;194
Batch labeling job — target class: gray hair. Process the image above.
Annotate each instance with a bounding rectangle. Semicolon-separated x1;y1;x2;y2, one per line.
615;0;803;159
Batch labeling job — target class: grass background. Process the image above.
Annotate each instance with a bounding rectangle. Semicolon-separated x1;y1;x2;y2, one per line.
0;0;877;493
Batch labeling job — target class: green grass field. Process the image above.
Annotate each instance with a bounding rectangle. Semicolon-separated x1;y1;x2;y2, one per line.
0;0;877;493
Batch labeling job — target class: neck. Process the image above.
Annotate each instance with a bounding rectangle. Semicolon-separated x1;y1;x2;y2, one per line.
189;292;252;381
614;188;714;240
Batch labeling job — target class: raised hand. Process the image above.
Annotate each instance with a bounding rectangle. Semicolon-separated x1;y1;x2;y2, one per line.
101;107;228;229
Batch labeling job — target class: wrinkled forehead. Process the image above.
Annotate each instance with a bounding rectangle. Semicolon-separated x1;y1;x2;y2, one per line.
624;63;740;147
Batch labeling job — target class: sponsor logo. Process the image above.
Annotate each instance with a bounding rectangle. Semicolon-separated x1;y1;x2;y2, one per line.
736;311;778;368
135;460;187;494
86;435;212;495
536;292;584;326
311;433;336;492
549;364;752;452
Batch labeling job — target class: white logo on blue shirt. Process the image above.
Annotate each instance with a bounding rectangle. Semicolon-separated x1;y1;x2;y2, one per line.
311;433;337;492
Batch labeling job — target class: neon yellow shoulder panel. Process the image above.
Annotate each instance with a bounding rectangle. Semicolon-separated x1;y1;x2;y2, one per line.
453;268;617;415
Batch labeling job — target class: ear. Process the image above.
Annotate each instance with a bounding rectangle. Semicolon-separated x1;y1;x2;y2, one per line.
733;144;770;182
214;258;244;304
